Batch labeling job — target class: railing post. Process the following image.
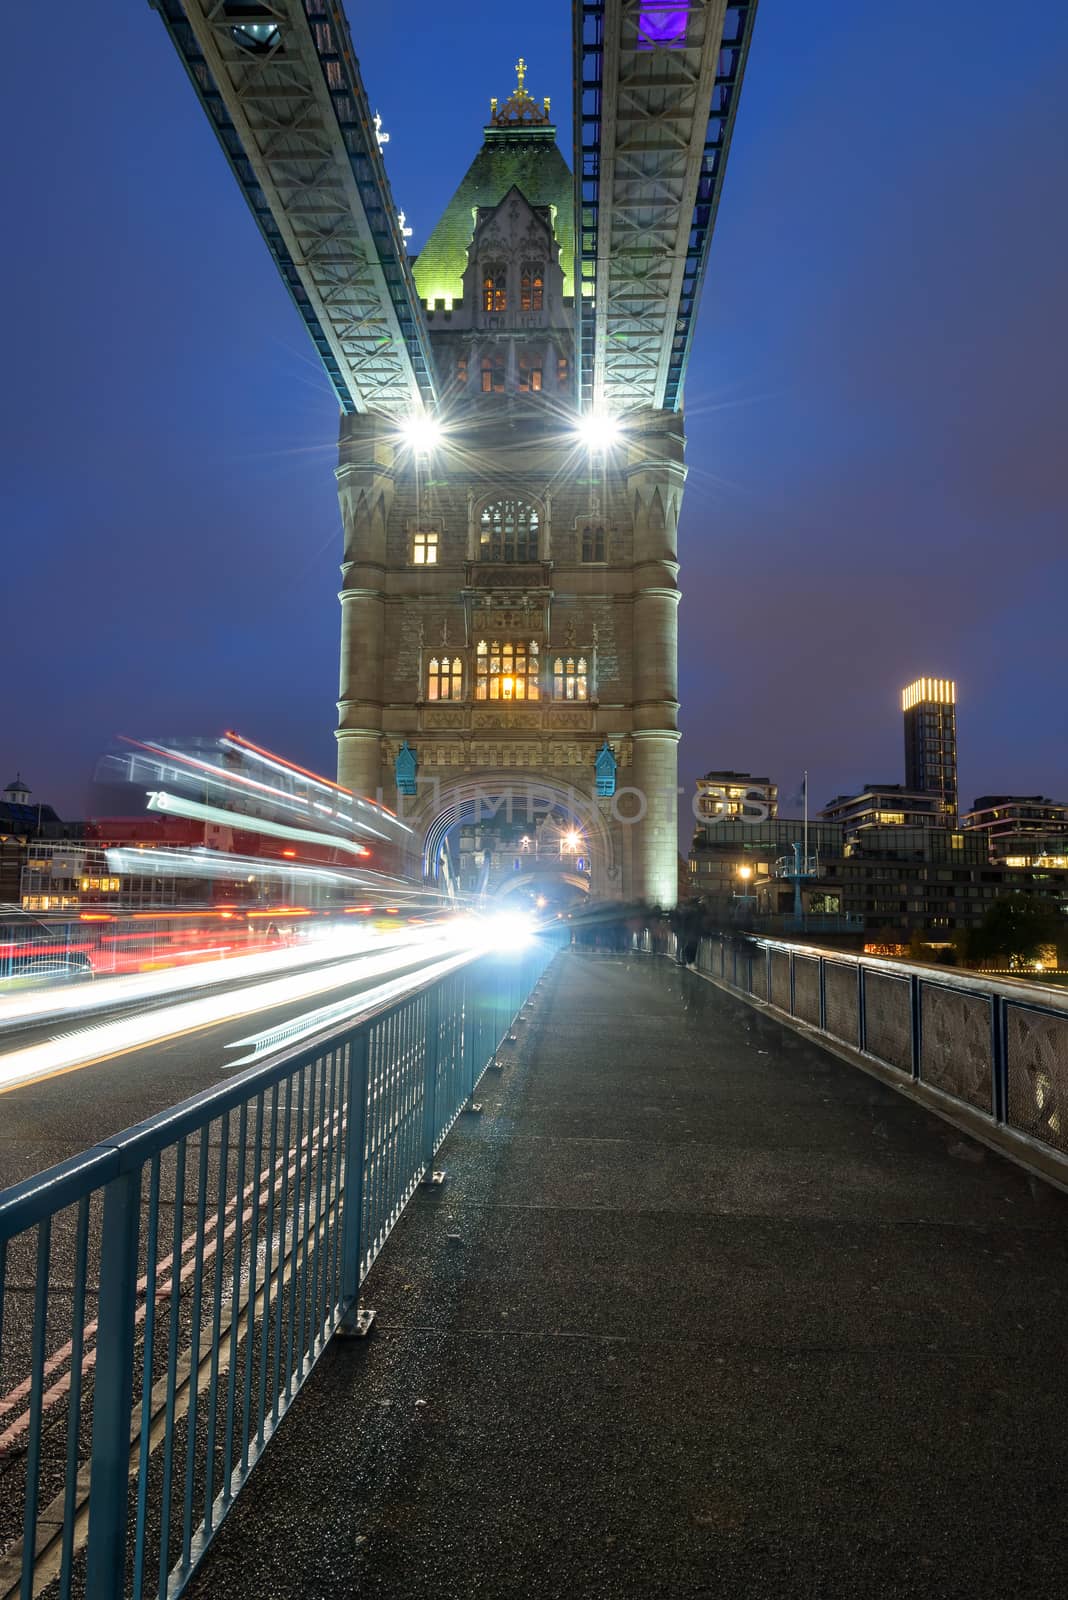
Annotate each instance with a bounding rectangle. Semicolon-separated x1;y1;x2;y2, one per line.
857;963;867;1053
818;956;827;1031
85;1165;142;1595
463;965;482;1110
338;1030;374;1336
421;982;446;1184
991;994;1007;1122
910;973;923;1081
789;951;796;1016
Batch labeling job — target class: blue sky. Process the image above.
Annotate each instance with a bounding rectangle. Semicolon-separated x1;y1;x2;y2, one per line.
2;0;1066;819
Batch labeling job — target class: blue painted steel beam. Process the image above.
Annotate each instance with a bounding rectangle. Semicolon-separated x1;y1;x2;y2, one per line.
573;0;760;415
152;1;358;413
151;2;437;415
663;0;759;412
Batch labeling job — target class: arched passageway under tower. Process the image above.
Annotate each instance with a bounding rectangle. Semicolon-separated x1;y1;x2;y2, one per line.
402;775;621;906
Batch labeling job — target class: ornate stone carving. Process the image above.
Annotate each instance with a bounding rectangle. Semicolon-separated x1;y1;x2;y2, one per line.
472;607;543;634
422;708;467;729
546;707;592;731
472;708;542;730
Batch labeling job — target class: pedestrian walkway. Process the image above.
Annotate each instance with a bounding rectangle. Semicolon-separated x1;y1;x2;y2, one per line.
186;951;1068;1599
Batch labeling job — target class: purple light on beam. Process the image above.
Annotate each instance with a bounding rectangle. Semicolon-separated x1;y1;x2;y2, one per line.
638;4;688;48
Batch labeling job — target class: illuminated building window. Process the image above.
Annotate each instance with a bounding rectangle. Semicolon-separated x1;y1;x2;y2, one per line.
876;812;906;825
553;656;588;701
518;354;543;392
412;528;438;565
581;525;606;562
520;267;544;312
426;655;464;701
480;354;505;393
482;265;506;312
557;354;570;386
456;353;468;386
475;640;540;701
479;498;539;561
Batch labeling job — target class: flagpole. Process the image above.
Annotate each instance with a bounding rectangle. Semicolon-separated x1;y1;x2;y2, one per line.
799;768;808;870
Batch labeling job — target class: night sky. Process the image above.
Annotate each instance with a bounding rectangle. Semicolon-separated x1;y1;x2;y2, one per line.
3;0;1066;824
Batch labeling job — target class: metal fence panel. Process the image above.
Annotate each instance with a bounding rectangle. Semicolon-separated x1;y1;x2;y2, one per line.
770;951;791;1013
862;970;913;1074
0;936;560;1600
792;957;820;1026
824;963;859;1048
919;984;994;1113
1005;1002;1068;1152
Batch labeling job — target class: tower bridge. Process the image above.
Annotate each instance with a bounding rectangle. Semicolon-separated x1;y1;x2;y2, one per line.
151;0;760;908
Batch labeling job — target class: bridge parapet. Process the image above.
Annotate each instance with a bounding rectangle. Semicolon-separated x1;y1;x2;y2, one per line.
636;927;1068;1188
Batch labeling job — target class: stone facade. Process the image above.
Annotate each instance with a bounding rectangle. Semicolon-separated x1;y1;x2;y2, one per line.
335;80;685;907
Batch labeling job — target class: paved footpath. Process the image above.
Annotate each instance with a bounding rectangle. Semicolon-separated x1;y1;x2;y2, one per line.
186;951;1068;1600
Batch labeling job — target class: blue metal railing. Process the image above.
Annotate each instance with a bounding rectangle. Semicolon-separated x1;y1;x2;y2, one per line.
634;928;1068;1179
0;935;560;1598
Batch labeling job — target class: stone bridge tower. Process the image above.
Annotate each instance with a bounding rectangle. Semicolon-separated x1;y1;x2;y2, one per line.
335;65;683;907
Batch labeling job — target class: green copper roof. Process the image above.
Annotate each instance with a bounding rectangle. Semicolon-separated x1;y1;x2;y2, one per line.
413;126;575;306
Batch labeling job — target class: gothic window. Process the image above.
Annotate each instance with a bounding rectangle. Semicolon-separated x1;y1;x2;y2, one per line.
520;267;544;312
478;499;540;562
518;353;543;392
475;640;541;701
553;656;588;701
557;353;570;387
581;524;606;562
480;354;505;394
456;353;468;386
412;527;438;565
426;655;463;701
482;265;506;312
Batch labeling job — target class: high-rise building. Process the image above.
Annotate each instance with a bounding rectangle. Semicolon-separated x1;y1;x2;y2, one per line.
902;677;958;826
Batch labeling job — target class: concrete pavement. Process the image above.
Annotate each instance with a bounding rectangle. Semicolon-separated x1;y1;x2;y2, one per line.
182;951;1068;1599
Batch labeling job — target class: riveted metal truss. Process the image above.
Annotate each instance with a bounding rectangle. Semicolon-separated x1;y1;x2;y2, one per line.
152;1;437;417
574;0;758;415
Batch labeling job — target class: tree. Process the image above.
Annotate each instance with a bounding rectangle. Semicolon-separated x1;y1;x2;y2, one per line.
965;895;1064;968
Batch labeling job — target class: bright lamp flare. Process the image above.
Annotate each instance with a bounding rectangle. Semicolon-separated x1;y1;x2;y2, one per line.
575;412;621;451
401;414;442;455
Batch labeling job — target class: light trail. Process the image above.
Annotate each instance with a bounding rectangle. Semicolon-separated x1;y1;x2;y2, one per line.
0;924;431;1031
0;928;481;1095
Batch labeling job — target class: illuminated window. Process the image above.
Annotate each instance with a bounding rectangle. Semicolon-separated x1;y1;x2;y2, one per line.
475;640;540;701
426;655;464;701
557;354;570;386
412;528;438;565
520;267;544;312
480;354;505;393
479;498;539;562
482;265;506;312
581;525;606;562
456;353;468;386
518;354;543;392
552;656;588;701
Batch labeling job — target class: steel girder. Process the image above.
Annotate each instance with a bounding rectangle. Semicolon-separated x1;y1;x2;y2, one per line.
152;1;437;417
574;0;758;415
